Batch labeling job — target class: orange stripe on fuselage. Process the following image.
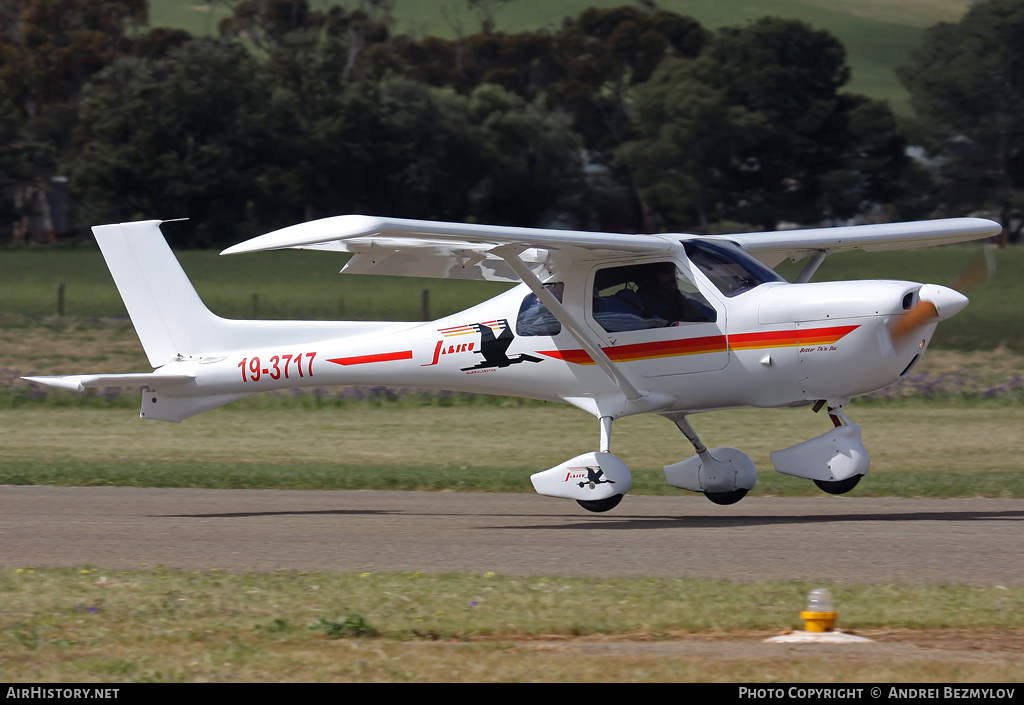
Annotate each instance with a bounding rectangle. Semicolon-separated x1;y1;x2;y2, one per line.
537;325;859;365
729;325;859;351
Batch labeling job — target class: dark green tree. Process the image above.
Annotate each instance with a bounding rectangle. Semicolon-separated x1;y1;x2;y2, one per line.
390;3;707;155
899;0;1024;243
68;32;584;245
68;39;284;246
388;3;708;231
0;0;150;241
264;75;583;227
619;17;910;232
706;17;853;229
616;55;765;231
0;80;55;242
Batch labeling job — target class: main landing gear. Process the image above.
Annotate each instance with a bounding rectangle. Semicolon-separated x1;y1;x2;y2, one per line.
662;405;870;505
531;405;869;513
530;416;634;512
662;414;759;505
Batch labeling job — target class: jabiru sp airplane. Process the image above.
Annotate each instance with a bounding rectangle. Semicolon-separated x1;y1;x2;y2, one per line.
24;215;1000;512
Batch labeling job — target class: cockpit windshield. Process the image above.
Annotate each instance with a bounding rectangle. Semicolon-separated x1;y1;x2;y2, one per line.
682;239;785;297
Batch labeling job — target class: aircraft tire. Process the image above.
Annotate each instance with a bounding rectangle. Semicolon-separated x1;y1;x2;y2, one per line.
704;488;748;505
813;475;862;495
576;494;624;513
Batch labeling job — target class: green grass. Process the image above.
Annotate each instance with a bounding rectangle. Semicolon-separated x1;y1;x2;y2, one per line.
2;401;1022;496
146;0;970;111
1;567;1021;682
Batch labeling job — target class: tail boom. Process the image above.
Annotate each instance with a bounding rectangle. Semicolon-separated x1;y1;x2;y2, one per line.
23;219;415;421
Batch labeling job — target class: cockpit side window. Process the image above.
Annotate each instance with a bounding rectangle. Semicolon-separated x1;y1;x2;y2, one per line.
591;262;717;333
516;282;563;336
683;240;785;297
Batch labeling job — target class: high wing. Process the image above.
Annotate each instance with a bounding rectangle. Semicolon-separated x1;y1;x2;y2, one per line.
222;215;1001;282
221;215;680;399
221;215;673;282
707;217;1002;268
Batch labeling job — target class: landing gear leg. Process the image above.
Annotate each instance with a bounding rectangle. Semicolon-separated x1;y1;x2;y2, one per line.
573;413;626;512
663;414;756;505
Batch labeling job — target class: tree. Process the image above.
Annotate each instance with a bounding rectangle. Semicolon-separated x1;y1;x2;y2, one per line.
219;0;396;82
899;0;1024;243
461;83;584;225
0;0;149;241
387;3;708;231
68;39;284;247
619;17;910;232
616;56;765;231
0;80;54;242
68;34;583;246
265;75;584;228
705;18;852;228
547;4;708;154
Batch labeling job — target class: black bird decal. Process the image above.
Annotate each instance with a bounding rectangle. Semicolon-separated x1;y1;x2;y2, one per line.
461;319;542;371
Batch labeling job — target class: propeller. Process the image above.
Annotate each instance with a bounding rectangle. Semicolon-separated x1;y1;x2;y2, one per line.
886;246;995;348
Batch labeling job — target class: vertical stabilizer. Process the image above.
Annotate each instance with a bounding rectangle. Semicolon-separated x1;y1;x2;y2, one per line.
92;220;222;367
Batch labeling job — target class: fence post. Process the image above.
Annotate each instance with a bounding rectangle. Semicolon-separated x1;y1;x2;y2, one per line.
56;283;65;316
421;289;430;321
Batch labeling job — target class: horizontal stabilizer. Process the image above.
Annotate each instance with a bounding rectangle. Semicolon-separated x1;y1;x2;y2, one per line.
23;373;194;392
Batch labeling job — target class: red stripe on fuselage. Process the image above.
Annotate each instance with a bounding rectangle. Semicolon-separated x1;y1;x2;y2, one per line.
537;325;859;365
328;351;413;366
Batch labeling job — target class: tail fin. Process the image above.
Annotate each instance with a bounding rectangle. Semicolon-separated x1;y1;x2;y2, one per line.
93;220;403;368
93;220;222;367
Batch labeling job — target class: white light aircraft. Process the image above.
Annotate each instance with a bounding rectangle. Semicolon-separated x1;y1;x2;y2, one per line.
25;216;1000;512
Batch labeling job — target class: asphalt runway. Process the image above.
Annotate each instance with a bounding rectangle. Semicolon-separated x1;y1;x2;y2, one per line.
1;486;1021;585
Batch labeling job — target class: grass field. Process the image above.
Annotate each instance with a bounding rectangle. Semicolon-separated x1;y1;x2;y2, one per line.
1;401;1023;496
146;0;970;110
1;568;1021;682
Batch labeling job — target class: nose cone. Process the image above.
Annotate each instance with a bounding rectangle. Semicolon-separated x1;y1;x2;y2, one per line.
917;284;969;321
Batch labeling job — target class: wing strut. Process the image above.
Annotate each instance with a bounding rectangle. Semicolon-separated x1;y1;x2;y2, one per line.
493;245;643;401
793;250;833;283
